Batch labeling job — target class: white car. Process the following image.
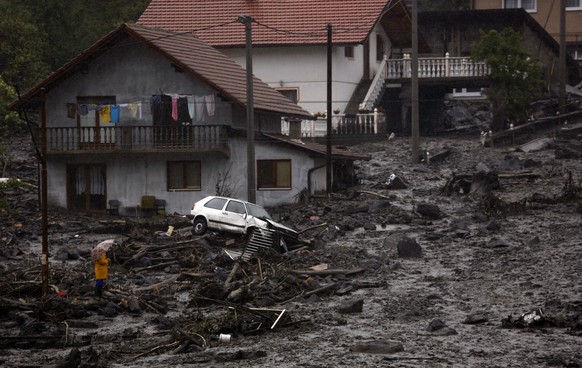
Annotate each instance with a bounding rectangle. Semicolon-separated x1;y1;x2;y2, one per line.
190;196;299;243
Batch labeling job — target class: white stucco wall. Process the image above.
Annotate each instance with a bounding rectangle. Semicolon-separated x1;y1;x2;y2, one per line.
222;44;365;114
222;25;392;115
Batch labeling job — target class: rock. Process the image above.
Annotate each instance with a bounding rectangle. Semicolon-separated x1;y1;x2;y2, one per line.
397;237;423;258
476;162;491;173
463;313;488;324
363;222;376;231
350;340;404;354
470;172;500;194
369;200;391;212
432;327;459;336
344;205;369;215
49;347;81;368
54;247;80;261
485;218;501;231
391;262;402;271
523;158;542;168
487;237;510;248
555;147;582;159
102;302;120;317
529;235;541;245
127;296;141;314
338;299;364;314
383;232;407;249
427;318;446;332
386;173;408;189
416;203;444;219
449;216;471;231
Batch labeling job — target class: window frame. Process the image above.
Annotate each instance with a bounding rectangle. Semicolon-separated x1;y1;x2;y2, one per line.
565;0;582;10
257;159;292;190
502;0;537;12
345;46;354;59
166;160;202;191
275;88;299;104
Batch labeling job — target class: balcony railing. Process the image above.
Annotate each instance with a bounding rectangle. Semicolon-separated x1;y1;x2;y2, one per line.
45;125;229;154
282;111;385;138
386;53;490;79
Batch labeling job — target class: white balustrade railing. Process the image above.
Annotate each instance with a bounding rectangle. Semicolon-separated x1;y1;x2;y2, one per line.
386;53;490;79
281;111;385;138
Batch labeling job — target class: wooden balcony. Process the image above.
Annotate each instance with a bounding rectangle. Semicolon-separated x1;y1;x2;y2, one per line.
44;125;229;155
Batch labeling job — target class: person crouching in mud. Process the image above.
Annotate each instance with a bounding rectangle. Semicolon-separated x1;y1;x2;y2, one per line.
94;251;109;297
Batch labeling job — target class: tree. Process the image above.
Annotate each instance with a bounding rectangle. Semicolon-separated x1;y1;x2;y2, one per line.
471;27;543;130
419;0;470;11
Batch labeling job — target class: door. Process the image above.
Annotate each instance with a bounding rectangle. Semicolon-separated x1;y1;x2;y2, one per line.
221;199;248;234
67;164;107;211
77;96;116;146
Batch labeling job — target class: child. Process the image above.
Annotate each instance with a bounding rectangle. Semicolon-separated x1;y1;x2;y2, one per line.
94;251;109;297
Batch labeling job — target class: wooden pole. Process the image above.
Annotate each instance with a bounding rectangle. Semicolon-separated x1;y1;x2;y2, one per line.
240;16;256;204
40;87;49;296
326;23;333;194
411;0;419;164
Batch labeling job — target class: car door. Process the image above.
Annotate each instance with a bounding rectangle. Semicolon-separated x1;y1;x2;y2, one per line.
203;197;228;230
221;199;248;234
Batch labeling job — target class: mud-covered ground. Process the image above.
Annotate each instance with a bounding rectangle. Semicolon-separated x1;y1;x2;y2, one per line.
1;130;581;368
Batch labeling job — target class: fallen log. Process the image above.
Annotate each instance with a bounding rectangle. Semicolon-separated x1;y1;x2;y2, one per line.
498;172;539;179
303;282;338;297
291;268;365;276
132;261;178;273
298;222;328;234
356;190;393;200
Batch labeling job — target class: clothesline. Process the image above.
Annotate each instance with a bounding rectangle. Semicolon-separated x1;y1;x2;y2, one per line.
77;102;143;123
72;93;217;124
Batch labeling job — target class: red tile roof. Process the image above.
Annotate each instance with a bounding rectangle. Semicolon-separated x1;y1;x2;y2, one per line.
12;24;312;119
137;0;404;47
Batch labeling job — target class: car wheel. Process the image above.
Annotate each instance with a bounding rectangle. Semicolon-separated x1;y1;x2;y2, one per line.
192;218;208;235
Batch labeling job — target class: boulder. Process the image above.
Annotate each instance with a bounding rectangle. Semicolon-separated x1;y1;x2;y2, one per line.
396;237;423;258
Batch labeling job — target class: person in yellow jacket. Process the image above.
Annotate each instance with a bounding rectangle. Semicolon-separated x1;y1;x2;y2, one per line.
94;252;109;297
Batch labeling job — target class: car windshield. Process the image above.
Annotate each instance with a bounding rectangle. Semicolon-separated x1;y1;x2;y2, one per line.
247;203;272;220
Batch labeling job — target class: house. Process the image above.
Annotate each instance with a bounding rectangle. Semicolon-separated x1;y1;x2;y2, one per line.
10;23;370;215
472;0;582;65
137;0;416;117
378;8;581;133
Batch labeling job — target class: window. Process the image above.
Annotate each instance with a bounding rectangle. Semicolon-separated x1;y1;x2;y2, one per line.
205;197;227;210
345;46;354;58
376;35;384;61
167;161;201;190
503;0;536;12
257;160;291;189
566;0;581;10
225;200;246;214
276;88;299;103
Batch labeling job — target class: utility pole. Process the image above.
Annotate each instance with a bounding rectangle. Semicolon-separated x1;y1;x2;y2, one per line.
326;23;333;195
40;87;49;296
559;0;566;116
239;16;256;203
411;0;419;164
